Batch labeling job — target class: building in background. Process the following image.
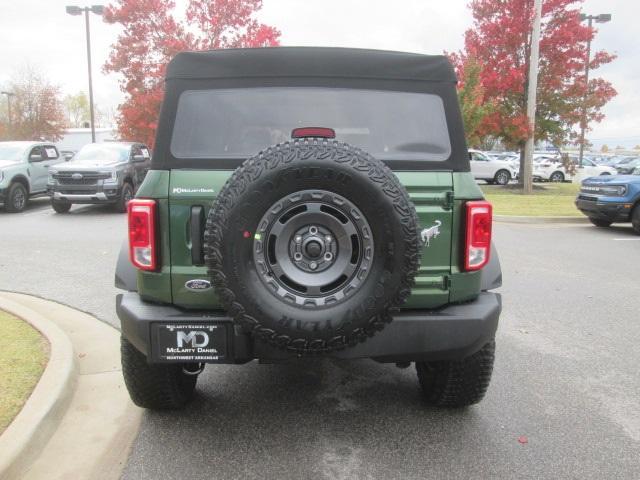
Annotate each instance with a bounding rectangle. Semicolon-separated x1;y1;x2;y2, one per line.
56;127;118;152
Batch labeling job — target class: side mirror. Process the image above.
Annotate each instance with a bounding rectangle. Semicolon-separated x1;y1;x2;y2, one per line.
29;154;43;162
132;154;146;162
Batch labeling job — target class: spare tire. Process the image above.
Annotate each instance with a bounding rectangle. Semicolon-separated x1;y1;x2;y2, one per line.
205;139;420;354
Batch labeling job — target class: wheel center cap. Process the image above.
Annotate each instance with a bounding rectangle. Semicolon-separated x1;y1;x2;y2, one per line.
305;240;322;258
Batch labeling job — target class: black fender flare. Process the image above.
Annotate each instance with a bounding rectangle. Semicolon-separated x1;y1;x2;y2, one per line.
480;242;502;291
115;240;138;291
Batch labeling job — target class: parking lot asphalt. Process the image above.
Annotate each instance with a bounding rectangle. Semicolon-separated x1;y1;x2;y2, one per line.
1;199;639;479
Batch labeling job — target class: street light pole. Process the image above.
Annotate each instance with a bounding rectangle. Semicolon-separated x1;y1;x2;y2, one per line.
1;91;15;136
84;7;96;143
66;5;104;143
578;13;611;167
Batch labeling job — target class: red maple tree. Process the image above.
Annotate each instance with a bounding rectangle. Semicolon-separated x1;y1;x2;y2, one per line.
451;0;616;153
104;0;280;146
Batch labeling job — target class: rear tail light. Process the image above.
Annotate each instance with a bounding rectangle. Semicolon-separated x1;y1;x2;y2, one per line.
464;200;492;271
128;199;157;271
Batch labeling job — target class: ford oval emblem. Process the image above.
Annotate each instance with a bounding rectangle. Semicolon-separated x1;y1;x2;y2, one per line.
185;279;211;291
71;173;83;180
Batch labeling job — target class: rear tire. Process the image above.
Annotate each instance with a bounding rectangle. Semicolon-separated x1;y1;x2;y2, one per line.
120;336;197;410
493;170;511;186
51;199;72;214
589;218;612;228
632;205;640;235
5;182;28;213
416;341;495;407
115;182;133;213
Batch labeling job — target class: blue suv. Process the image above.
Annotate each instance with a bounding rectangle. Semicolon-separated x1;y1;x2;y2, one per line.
576;167;640;233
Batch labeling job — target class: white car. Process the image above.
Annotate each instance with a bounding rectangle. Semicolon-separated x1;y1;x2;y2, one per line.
469;149;518;185
533;156;616;182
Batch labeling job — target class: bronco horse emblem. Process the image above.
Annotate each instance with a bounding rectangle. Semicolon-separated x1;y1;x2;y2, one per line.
420;220;442;247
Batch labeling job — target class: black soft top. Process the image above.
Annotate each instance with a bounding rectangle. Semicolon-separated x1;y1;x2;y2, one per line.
166;47;457;83
154;47;469;171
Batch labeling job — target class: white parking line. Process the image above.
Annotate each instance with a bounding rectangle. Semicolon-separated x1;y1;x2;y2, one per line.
613;238;640;241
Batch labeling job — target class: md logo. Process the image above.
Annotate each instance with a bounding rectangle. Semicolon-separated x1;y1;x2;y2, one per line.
176;331;209;348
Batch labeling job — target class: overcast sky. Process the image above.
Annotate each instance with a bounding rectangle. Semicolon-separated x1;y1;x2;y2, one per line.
0;0;637;148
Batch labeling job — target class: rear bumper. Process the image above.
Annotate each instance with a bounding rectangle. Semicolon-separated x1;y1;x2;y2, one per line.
575;197;632;222
117;291;501;364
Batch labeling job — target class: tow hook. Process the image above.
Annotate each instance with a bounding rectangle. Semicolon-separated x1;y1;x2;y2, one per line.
183;363;205;376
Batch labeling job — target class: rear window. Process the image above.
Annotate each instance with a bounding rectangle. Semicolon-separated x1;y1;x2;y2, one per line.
170;87;451;162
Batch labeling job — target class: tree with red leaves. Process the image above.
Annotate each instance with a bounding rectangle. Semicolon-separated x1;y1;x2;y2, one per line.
452;0;616;158
104;0;280;146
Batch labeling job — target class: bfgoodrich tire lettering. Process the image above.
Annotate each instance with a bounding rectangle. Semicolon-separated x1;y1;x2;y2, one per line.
204;139;421;354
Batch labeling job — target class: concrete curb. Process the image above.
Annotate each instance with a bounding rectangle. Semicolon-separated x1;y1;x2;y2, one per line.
494;215;588;224
0;292;142;480
0;294;78;480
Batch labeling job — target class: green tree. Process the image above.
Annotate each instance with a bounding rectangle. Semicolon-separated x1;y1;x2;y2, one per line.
64;92;90;128
455;56;495;148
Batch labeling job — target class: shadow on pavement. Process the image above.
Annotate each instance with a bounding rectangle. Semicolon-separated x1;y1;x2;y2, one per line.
126;359;487;479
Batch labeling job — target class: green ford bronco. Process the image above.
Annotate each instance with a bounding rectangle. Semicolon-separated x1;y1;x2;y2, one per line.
115;47;502;410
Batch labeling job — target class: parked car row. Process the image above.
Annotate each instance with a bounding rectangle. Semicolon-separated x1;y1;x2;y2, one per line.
587;154;638;168
473;149;621;184
0;141;150;213
533;155;616;182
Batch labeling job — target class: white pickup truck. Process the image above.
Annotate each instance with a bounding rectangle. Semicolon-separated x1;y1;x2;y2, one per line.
0;141;66;212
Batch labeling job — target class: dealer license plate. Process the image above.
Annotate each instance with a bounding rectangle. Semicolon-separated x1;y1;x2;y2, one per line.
151;323;229;363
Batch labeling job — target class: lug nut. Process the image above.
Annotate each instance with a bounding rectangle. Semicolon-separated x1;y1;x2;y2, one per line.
325;236;332;243
309;226;318;235
324;252;333;261
309;261;318;270
294;252;303;261
295;235;302;243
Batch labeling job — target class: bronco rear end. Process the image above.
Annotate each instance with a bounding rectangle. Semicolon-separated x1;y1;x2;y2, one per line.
115;47;502;410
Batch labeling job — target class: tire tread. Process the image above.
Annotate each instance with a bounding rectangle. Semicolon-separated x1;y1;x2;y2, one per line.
120;337;196;409
416;341;495;407
204;139;421;354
